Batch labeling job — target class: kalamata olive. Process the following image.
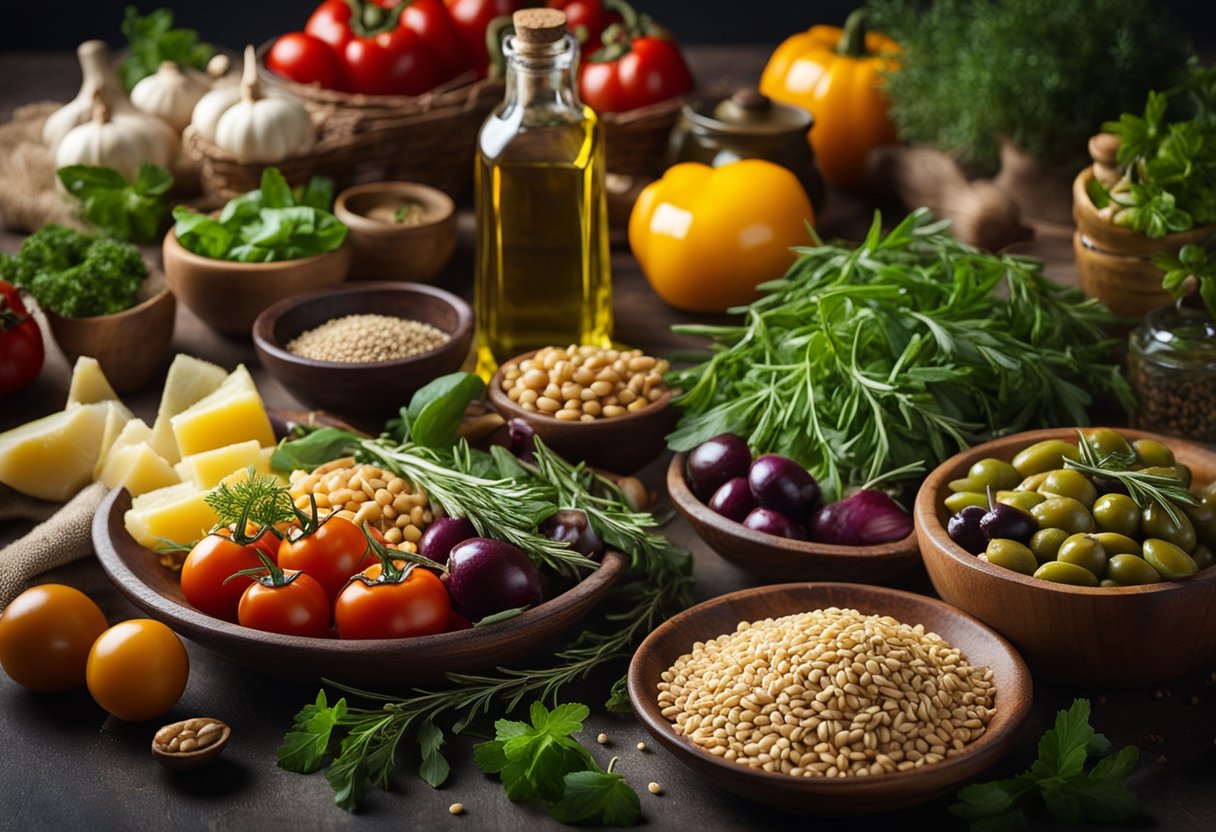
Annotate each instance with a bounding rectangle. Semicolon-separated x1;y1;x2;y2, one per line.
743;508;807;541
687;434;752;501
947;506;987;555
748;454;821;517
418;517;477;565
539;509;605;560
979;503;1036;544
446;538;543;621
708;477;756;523
507;418;537;462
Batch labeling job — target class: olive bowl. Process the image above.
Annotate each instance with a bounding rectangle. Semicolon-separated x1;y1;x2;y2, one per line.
915;427;1216;688
667;453;921;583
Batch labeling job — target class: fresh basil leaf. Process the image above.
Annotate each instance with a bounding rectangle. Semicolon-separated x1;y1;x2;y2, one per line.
57;165;127;196
549;770;641;827
220;188;265;225
406;373;486;449
269;427;361;473
260;167;294;210
1085;177;1110;210
135;162;174;196
472;606;529;627
416;719;450;788
173;208;234;259
296;176;335;211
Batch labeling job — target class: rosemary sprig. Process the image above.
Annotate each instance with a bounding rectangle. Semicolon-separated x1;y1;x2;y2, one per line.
1064;431;1198;525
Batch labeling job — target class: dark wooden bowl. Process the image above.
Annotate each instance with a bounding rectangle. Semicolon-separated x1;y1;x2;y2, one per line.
252;281;474;418
93;488;627;687
334;182;458;282
487;350;677;474
667;453;921;582
628;583;1031;815
915;427;1216;688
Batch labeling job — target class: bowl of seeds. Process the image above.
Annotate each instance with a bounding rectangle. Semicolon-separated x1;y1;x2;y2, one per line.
487;345;678;473
627;583;1032;814
252;281;474;418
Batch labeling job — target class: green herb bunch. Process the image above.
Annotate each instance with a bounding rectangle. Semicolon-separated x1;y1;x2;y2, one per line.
870;0;1189;175
119;6;216;92
666;210;1132;501
57;163;173;244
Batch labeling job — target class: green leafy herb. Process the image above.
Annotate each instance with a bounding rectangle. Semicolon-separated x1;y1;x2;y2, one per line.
119;6;216;92
1065;430;1198;526
202;468;297;532
951;699;1139;831
386;372;486;448
173;168;346;263
666;209;1132;501
1154;243;1216;319
278;690;347;774
57;163;173;244
549;768;641;827
0;224;146;318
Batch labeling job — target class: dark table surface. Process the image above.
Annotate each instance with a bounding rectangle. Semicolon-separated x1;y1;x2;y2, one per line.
1;47;1213;832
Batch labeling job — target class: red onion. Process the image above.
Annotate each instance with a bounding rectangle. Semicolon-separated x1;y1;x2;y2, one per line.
810;490;912;546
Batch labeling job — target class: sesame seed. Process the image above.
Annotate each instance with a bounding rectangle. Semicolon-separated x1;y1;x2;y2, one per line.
286;314;450;363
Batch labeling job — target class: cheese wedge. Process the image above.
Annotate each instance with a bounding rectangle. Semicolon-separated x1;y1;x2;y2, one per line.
99;441;180;497
148;355;228;465
170;365;274;458
175;440;266;489
94;400;135;472
0;403;111;501
124;482;219;549
66;356;119;405
218;448;286;487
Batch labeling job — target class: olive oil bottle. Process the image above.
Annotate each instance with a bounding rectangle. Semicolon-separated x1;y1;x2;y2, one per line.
474;8;612;378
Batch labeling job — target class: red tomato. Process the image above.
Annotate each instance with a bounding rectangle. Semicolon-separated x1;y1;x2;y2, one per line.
335;561;450;639
305;0;359;51
266;32;344;90
237;570;332;638
403;0;470;84
445;0;525;77
277;516;372;604
180;533;266;622
579;35;693;113
548;0;620;53
0;280;44;396
306;0;448;95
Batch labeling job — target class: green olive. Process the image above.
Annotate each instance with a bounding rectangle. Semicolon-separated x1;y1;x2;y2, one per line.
1176;464;1192;489
1100;578;1120;588
1140;466;1191;489
1143;538;1198;579
1082;428;1134;461
948;477;984;493
945;491;990;513
1012;440;1082;477
1092;493;1140;537
1142;503;1197;552
1093;532;1142;557
966;458;1022;491
1132;439;1175;468
1185;491;1216;549
996;490;1046;513
1057;533;1108;577
1029;528;1069;563
1038;469;1098;508
1105;554;1163;586
981;539;1038;575
1016;472;1050;492
1031;497;1096;536
1191;544;1215;570
1034;560;1100;587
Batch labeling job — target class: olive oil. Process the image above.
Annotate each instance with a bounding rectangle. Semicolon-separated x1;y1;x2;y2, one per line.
474;9;612;378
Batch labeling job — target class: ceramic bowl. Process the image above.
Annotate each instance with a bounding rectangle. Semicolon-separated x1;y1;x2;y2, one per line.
915;426;1216;687
487;349;677;474
94;487;628;687
252;281;473;418
628;582;1031;814
162;230;351;336
42;268;175;393
666;453;921;583
334;182;458;282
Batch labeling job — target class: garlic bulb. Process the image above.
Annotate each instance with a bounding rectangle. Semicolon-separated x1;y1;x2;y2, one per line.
131;61;209;133
205;45;314;163
190;85;243;143
43;40;137;151
56;92;177;181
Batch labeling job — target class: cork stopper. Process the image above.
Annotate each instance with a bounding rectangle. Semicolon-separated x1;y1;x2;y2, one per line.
513;8;568;44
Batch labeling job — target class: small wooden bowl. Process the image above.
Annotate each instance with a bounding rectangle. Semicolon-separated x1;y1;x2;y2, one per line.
42;269;175;393
93;487;628;687
252;281;474;418
915;427;1216;688
162;230;352;337
334;182;458;282
667;454;920;583
487;350;677;474
628;583;1031;814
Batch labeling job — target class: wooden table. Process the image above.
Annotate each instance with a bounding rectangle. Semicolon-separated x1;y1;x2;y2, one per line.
1;48;1211;832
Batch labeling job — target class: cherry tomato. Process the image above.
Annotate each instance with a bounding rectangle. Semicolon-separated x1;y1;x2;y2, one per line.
237;570;332;638
266;31;344;90
86;619;189;721
579;35;693;113
548;0;621;52
180;532;266;623
0;585;107;692
278;516;372;604
403;0;470;84
445;0;525;77
307;0;445;96
335;561;450;639
0;280;45;396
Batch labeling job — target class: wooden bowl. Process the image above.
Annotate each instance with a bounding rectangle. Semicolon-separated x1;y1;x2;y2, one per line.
628;583;1031;814
915;427;1216;688
94;487;628;687
42;269;175;393
487;350;677;474
252;281;474;418
334;182;457;282
667;453;920;582
162;230;352;337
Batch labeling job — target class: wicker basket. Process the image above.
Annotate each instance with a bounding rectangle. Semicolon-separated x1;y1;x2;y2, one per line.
601;95;686;227
186;47;503;200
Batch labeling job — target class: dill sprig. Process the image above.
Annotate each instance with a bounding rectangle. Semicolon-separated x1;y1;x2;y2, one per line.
202;467;296;531
1064;431;1198;526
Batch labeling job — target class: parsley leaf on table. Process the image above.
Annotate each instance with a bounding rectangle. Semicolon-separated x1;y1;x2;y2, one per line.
277;691;347;774
549;770;642;827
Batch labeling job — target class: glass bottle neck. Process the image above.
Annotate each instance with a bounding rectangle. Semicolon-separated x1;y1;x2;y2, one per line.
502;34;582;113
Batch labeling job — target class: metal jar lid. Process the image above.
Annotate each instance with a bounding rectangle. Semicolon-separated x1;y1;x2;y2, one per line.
682;89;812;139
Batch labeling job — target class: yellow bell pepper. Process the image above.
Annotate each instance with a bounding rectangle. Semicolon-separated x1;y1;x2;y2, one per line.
760;9;899;189
628;159;814;313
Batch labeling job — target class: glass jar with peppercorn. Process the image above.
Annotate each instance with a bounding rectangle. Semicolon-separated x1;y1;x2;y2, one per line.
1129;294;1216;443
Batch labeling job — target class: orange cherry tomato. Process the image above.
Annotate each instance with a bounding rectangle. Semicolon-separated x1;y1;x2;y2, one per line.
180;532;266;622
237;570;332;638
335;561;450;639
278;516;373;603
86;619;189;721
0;585;107;692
